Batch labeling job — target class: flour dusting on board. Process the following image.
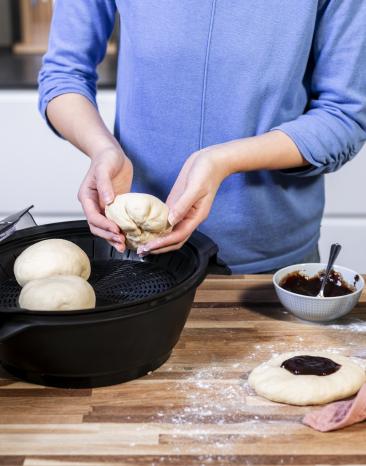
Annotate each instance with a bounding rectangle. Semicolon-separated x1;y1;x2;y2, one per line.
326;319;366;333
146;318;366;463
151;362;275;459
149;342;308;458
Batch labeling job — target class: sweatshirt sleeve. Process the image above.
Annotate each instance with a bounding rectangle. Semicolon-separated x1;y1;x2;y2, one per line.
272;0;366;177
38;0;116;134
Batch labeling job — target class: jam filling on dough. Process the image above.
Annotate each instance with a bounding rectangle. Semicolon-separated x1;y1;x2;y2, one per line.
281;355;341;376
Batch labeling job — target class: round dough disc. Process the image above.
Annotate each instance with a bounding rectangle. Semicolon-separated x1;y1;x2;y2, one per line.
105;193;172;250
19;275;96;311
14;239;91;286
248;351;366;406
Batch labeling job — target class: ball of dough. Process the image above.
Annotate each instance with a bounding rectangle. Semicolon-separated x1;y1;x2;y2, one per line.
19;275;96;311
14;239;91;287
248;351;366;406
105;193;172;250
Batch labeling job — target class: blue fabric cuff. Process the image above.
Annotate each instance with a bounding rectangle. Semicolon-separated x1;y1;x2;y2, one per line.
38;86;98;138
270;125;325;177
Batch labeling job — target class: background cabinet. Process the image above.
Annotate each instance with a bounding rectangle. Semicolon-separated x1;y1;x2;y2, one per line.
0;90;365;271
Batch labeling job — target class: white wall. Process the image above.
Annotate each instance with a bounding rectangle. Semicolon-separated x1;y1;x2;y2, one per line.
320;151;366;271
0;90;115;223
0;90;365;271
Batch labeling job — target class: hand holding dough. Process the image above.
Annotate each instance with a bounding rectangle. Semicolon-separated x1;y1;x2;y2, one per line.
14;239;91;286
105;193;172;250
19;275;96;311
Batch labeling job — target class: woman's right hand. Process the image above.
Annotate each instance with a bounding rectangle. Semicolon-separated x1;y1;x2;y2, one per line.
78;148;133;252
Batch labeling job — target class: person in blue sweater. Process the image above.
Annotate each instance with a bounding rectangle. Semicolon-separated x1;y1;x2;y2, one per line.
38;1;366;274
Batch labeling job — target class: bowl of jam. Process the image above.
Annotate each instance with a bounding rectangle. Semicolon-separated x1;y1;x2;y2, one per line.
273;263;364;322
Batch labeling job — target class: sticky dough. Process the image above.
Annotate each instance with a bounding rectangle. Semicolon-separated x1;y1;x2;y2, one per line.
105;193;172;250
19;275;96;311
14;239;91;287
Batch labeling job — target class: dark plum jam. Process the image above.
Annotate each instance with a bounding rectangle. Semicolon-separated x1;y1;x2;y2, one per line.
279;270;355;297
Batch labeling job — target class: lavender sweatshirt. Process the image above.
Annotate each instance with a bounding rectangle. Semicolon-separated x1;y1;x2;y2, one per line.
39;0;366;272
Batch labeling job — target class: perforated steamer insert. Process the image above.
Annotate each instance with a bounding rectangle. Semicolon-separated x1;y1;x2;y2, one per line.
0;209;229;388
0;259;180;309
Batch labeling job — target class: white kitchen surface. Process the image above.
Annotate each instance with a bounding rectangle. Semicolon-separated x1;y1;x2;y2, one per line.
0;90;365;271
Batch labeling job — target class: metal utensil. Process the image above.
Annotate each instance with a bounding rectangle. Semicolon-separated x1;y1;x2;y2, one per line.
317;243;342;298
0;206;35;242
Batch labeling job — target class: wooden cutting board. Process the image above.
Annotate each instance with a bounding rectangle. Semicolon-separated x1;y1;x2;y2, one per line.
0;274;366;466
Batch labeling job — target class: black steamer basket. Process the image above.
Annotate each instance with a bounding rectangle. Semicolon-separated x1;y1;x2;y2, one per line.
0;212;230;388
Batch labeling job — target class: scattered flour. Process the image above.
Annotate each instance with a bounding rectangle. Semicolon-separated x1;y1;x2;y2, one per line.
145;318;366;464
326;319;366;333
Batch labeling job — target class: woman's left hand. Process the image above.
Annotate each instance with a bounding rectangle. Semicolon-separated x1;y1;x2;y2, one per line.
138;147;231;255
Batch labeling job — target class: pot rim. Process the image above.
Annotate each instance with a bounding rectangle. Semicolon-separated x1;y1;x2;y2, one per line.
0;221;215;318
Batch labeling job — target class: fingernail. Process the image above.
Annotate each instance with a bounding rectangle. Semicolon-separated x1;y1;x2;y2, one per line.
168;212;175;226
113;235;123;243
137;245;149;255
103;193;113;205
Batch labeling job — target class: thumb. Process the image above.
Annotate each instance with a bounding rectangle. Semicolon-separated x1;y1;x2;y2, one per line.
96;167;115;206
168;187;202;226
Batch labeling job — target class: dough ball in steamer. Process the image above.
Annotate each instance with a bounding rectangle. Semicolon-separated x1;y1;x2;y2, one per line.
14;239;91;286
248;351;366;406
105;193;172;250
19;275;96;311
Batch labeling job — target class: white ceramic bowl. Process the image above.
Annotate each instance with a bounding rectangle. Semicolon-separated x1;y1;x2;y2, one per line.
273;263;364;322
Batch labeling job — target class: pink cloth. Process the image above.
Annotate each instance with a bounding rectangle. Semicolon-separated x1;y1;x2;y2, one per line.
303;383;366;432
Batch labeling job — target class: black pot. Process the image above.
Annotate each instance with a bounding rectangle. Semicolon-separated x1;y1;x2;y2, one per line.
0;221;230;388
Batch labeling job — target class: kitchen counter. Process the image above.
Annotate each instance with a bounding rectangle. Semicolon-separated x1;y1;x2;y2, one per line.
1;274;366;465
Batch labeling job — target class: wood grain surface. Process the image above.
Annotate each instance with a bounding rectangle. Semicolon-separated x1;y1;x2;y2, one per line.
1;275;366;466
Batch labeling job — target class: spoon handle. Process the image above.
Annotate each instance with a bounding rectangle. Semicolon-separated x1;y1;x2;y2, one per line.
319;243;342;297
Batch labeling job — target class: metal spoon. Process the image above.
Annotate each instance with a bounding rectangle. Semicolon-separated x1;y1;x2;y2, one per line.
317;243;342;298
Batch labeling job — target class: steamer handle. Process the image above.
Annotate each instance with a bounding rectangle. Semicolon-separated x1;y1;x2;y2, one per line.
190;230;232;275
206;254;232;275
0;320;33;343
